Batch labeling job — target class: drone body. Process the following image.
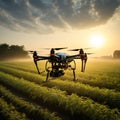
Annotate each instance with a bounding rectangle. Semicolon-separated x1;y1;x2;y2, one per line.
30;47;91;81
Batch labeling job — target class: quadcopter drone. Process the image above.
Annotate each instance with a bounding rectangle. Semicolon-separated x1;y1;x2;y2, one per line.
29;47;92;81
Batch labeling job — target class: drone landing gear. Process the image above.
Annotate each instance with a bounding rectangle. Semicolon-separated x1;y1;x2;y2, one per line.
46;70;50;82
72;69;77;81
34;61;40;74
69;60;77;81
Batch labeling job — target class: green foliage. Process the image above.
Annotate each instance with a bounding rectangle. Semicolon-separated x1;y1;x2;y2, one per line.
0;43;29;60
0;65;120;109
0;98;28;120
0;61;120;120
0;71;120;120
0;85;62;120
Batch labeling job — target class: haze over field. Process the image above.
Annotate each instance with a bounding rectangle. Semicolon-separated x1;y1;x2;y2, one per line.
0;0;120;57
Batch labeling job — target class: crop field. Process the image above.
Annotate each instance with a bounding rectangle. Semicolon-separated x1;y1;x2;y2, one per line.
0;59;120;120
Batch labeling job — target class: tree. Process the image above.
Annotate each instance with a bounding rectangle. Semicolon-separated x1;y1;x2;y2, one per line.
0;43;29;60
113;50;120;59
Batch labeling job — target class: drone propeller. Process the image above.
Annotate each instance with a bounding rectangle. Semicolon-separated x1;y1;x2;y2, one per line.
86;53;94;55
54;47;67;50
27;50;39;54
69;48;92;51
44;47;67;51
27;50;35;53
69;49;80;51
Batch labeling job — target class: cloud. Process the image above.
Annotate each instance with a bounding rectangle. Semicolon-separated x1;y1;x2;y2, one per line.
0;0;120;33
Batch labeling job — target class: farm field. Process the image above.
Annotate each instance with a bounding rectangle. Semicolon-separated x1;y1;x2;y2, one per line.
0;59;120;120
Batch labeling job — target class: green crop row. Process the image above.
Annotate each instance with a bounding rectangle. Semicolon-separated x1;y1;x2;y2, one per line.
1;62;120;91
77;73;120;91
43;80;120;109
1;62;37;74
60;71;120;91
0;85;62;120
0;61;45;74
0;71;120;120
76;60;120;91
0;65;45;84
0;66;120;109
0;98;28;120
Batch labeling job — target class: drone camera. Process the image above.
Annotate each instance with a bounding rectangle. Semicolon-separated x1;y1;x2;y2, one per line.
50;70;64;77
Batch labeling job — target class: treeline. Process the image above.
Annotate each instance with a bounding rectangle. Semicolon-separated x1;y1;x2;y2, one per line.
113;50;120;59
0;43;29;61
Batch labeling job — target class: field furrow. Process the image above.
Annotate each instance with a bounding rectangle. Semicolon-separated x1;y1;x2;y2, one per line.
1;62;38;74
0;71;120;120
0;97;29;120
1;62;120;91
0;85;63;120
0;65;120;110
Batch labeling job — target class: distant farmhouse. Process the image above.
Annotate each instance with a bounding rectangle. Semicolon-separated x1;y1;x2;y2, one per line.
113;50;120;59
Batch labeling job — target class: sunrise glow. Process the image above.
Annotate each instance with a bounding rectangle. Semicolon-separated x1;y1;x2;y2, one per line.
90;34;105;48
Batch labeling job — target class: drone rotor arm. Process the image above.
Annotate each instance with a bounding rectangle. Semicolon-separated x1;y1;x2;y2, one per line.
66;54;79;59
37;56;50;60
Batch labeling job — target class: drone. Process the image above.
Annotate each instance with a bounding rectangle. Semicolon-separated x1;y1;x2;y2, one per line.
29;47;92;81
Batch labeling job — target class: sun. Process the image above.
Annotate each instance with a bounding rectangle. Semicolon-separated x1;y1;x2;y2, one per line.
90;34;105;47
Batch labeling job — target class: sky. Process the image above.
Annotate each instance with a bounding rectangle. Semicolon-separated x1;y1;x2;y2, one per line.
0;0;120;57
